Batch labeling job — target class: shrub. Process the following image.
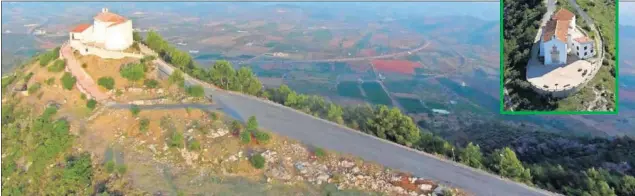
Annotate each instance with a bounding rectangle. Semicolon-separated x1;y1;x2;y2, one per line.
60;72;76;90
23;72;34;82
116;164;127;174
45;77;55;85
47;59;66;72
86;99;97;110
188;138;201;151
254;131;270;143
130;105;140;116
314;147;326;158
167;131;184;148
119;63;145;83
105;160;115;173
39;49;58;67
97;77;115;90
185;85;205;98
80;93;87;100
143;79;159;88
240;130;252;144
81;63;87;68
139;118;150;133
27;82;41;94
249;154;265;169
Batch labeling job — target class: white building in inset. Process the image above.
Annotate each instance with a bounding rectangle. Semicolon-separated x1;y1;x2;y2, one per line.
539;9;594;66
69;8;133;51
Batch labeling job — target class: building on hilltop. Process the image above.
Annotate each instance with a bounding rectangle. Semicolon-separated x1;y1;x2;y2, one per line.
539;8;594;66
69;8;133;52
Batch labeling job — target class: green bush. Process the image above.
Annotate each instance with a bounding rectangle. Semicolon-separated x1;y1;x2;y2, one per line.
188;138;201;151
240;130;252;144
80;93;87;100
39;49;59;67
27;82;41;94
86;99;97;110
116;164;127;174
105;160;115;173
144;79;159;88
97;77;115;90
139;118;150;133
254;131;270;143
130;105;140;116
249;154;265;169
186;85;205;98
47;60;66;72
119;63;145;83
60;72;76;90
167;131;184;148
314;147;326;158
23;72;34;82
45;77;55;85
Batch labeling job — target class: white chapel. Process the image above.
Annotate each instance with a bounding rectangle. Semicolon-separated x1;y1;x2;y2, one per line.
539;9;594;66
69;8;133;51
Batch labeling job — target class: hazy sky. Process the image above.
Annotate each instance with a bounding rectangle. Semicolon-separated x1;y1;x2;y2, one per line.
621;3;635;26
2;2;500;21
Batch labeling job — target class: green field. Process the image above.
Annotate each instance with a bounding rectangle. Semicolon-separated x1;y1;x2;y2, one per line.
423;100;447;110
361;82;392;106
337;81;364;99
396;97;428;113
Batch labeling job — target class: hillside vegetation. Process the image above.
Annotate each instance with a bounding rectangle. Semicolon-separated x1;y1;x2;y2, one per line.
143;30;635;195
503;0;555;111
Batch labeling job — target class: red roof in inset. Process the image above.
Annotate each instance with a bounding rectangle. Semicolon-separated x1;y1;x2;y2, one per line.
552;9;575;21
94;12;127;24
70;24;91;32
574;36;593;43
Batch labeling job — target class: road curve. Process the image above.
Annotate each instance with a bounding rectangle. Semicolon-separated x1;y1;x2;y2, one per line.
148;47;558;196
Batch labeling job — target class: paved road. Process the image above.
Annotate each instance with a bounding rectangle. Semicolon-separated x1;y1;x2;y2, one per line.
106;102;222;111
147;59;558;196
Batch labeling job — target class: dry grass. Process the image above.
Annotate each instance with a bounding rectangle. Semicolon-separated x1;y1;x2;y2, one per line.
75;54;138;90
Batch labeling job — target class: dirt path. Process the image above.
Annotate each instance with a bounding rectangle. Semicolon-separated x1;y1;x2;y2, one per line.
60;43;110;102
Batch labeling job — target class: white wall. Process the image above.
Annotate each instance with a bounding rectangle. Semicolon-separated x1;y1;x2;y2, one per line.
104;20;133;51
543;38;567;65
577;42;594;59
70;40;142;59
92;20;111;43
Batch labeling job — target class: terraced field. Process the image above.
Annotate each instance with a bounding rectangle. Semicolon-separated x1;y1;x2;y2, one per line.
361;82;392;106
336;81;364;99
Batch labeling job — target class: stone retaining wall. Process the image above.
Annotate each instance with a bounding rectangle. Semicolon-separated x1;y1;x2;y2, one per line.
70;40;143;59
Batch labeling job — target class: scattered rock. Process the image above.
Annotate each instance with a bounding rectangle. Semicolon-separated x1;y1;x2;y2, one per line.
339;160;355;168
419;184;433;192
261;150;278;163
434;185;449;196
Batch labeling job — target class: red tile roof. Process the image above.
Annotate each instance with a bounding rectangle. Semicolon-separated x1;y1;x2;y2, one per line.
94;12;127;24
70;24;91;32
543;20;569;42
574;36;593;43
552;9;575;21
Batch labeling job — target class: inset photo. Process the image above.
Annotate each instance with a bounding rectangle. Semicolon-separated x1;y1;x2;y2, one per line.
502;0;617;114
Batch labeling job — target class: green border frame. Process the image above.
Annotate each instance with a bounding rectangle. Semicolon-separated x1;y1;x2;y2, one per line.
499;0;619;115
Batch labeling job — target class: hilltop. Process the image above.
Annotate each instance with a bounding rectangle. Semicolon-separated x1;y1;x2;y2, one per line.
1;44;464;195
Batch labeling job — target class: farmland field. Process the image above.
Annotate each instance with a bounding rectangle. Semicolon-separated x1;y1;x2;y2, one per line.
337;81;364;99
361;82;392;106
397;97;428;113
372;59;421;75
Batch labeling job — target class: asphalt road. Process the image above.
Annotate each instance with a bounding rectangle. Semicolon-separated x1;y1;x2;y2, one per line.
148;46;557;196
